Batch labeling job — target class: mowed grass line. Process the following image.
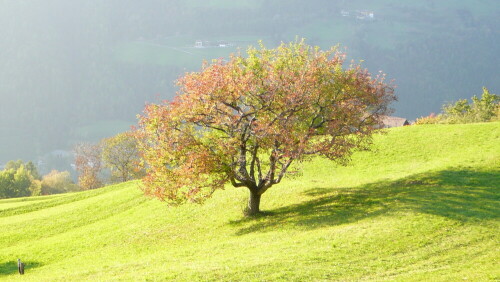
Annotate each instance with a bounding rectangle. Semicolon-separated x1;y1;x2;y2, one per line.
0;185;115;217
0;122;498;280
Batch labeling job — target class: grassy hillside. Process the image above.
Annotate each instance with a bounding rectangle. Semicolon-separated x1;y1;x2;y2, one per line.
1;122;499;281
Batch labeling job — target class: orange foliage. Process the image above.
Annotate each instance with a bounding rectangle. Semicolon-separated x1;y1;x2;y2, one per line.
136;40;395;212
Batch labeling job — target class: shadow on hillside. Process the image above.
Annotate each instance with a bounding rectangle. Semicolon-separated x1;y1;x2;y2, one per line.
229;168;500;235
0;260;43;276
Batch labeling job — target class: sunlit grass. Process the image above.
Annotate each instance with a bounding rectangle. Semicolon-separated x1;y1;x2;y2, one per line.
0;122;499;280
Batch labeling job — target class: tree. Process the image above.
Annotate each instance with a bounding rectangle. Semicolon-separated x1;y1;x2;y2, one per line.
136;40;395;215
101;132;144;183
41;170;79;195
74;143;103;190
4;160;23;170
4;160;41;180
25;161;41;180
442;87;499;123
29;179;42;196
0;166;33;198
0;169;16;198
470;87;499;121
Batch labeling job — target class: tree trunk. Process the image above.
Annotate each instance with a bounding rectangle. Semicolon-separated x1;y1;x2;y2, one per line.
122;169;128;182
247;190;261;216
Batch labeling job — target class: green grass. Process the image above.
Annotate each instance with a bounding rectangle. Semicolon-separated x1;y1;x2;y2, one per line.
1;122;499;280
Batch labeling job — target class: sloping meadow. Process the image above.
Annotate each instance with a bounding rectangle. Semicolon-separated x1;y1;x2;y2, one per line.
0;122;499;280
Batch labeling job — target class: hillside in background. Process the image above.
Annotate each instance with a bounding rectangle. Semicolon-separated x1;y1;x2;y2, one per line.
1;122;498;280
0;0;499;166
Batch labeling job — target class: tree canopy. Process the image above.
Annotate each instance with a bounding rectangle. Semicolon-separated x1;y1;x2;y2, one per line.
137;40;395;215
0;166;33;199
101;132;143;183
74;143;103;190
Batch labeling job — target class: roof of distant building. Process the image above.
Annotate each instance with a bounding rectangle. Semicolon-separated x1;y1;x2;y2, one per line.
381;116;410;128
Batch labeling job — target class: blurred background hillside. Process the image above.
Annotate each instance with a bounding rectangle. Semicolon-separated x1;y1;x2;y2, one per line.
0;0;498;166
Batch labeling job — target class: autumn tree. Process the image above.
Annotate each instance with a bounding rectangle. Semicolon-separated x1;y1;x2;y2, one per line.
41;170;79;195
74;143;103;190
101;132;144;183
136;40;395;215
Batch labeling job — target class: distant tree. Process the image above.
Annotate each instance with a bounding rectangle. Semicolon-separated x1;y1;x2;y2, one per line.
4;160;23;170
136;40;395;215
25;161;41;180
74;143;103;190
40;170;79;195
13;166;32;197
0;170;16;198
4;160;41;180
443;87;499;123
443;99;471;121
0;166;33;198
101;132;144;183
470;87;500;121
29;179;42;196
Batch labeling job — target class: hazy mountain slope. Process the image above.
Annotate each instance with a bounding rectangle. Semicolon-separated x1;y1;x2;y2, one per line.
0;0;499;163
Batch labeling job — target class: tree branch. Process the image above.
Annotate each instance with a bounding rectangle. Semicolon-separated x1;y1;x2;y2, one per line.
273;158;294;184
256;156;263;181
230;177;247;188
249;144;259;183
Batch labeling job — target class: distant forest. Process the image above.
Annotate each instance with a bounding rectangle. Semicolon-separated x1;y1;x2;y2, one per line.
0;0;499;163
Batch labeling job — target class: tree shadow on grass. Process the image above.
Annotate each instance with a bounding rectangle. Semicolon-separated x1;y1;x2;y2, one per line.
0;260;43;276
229;168;500;235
